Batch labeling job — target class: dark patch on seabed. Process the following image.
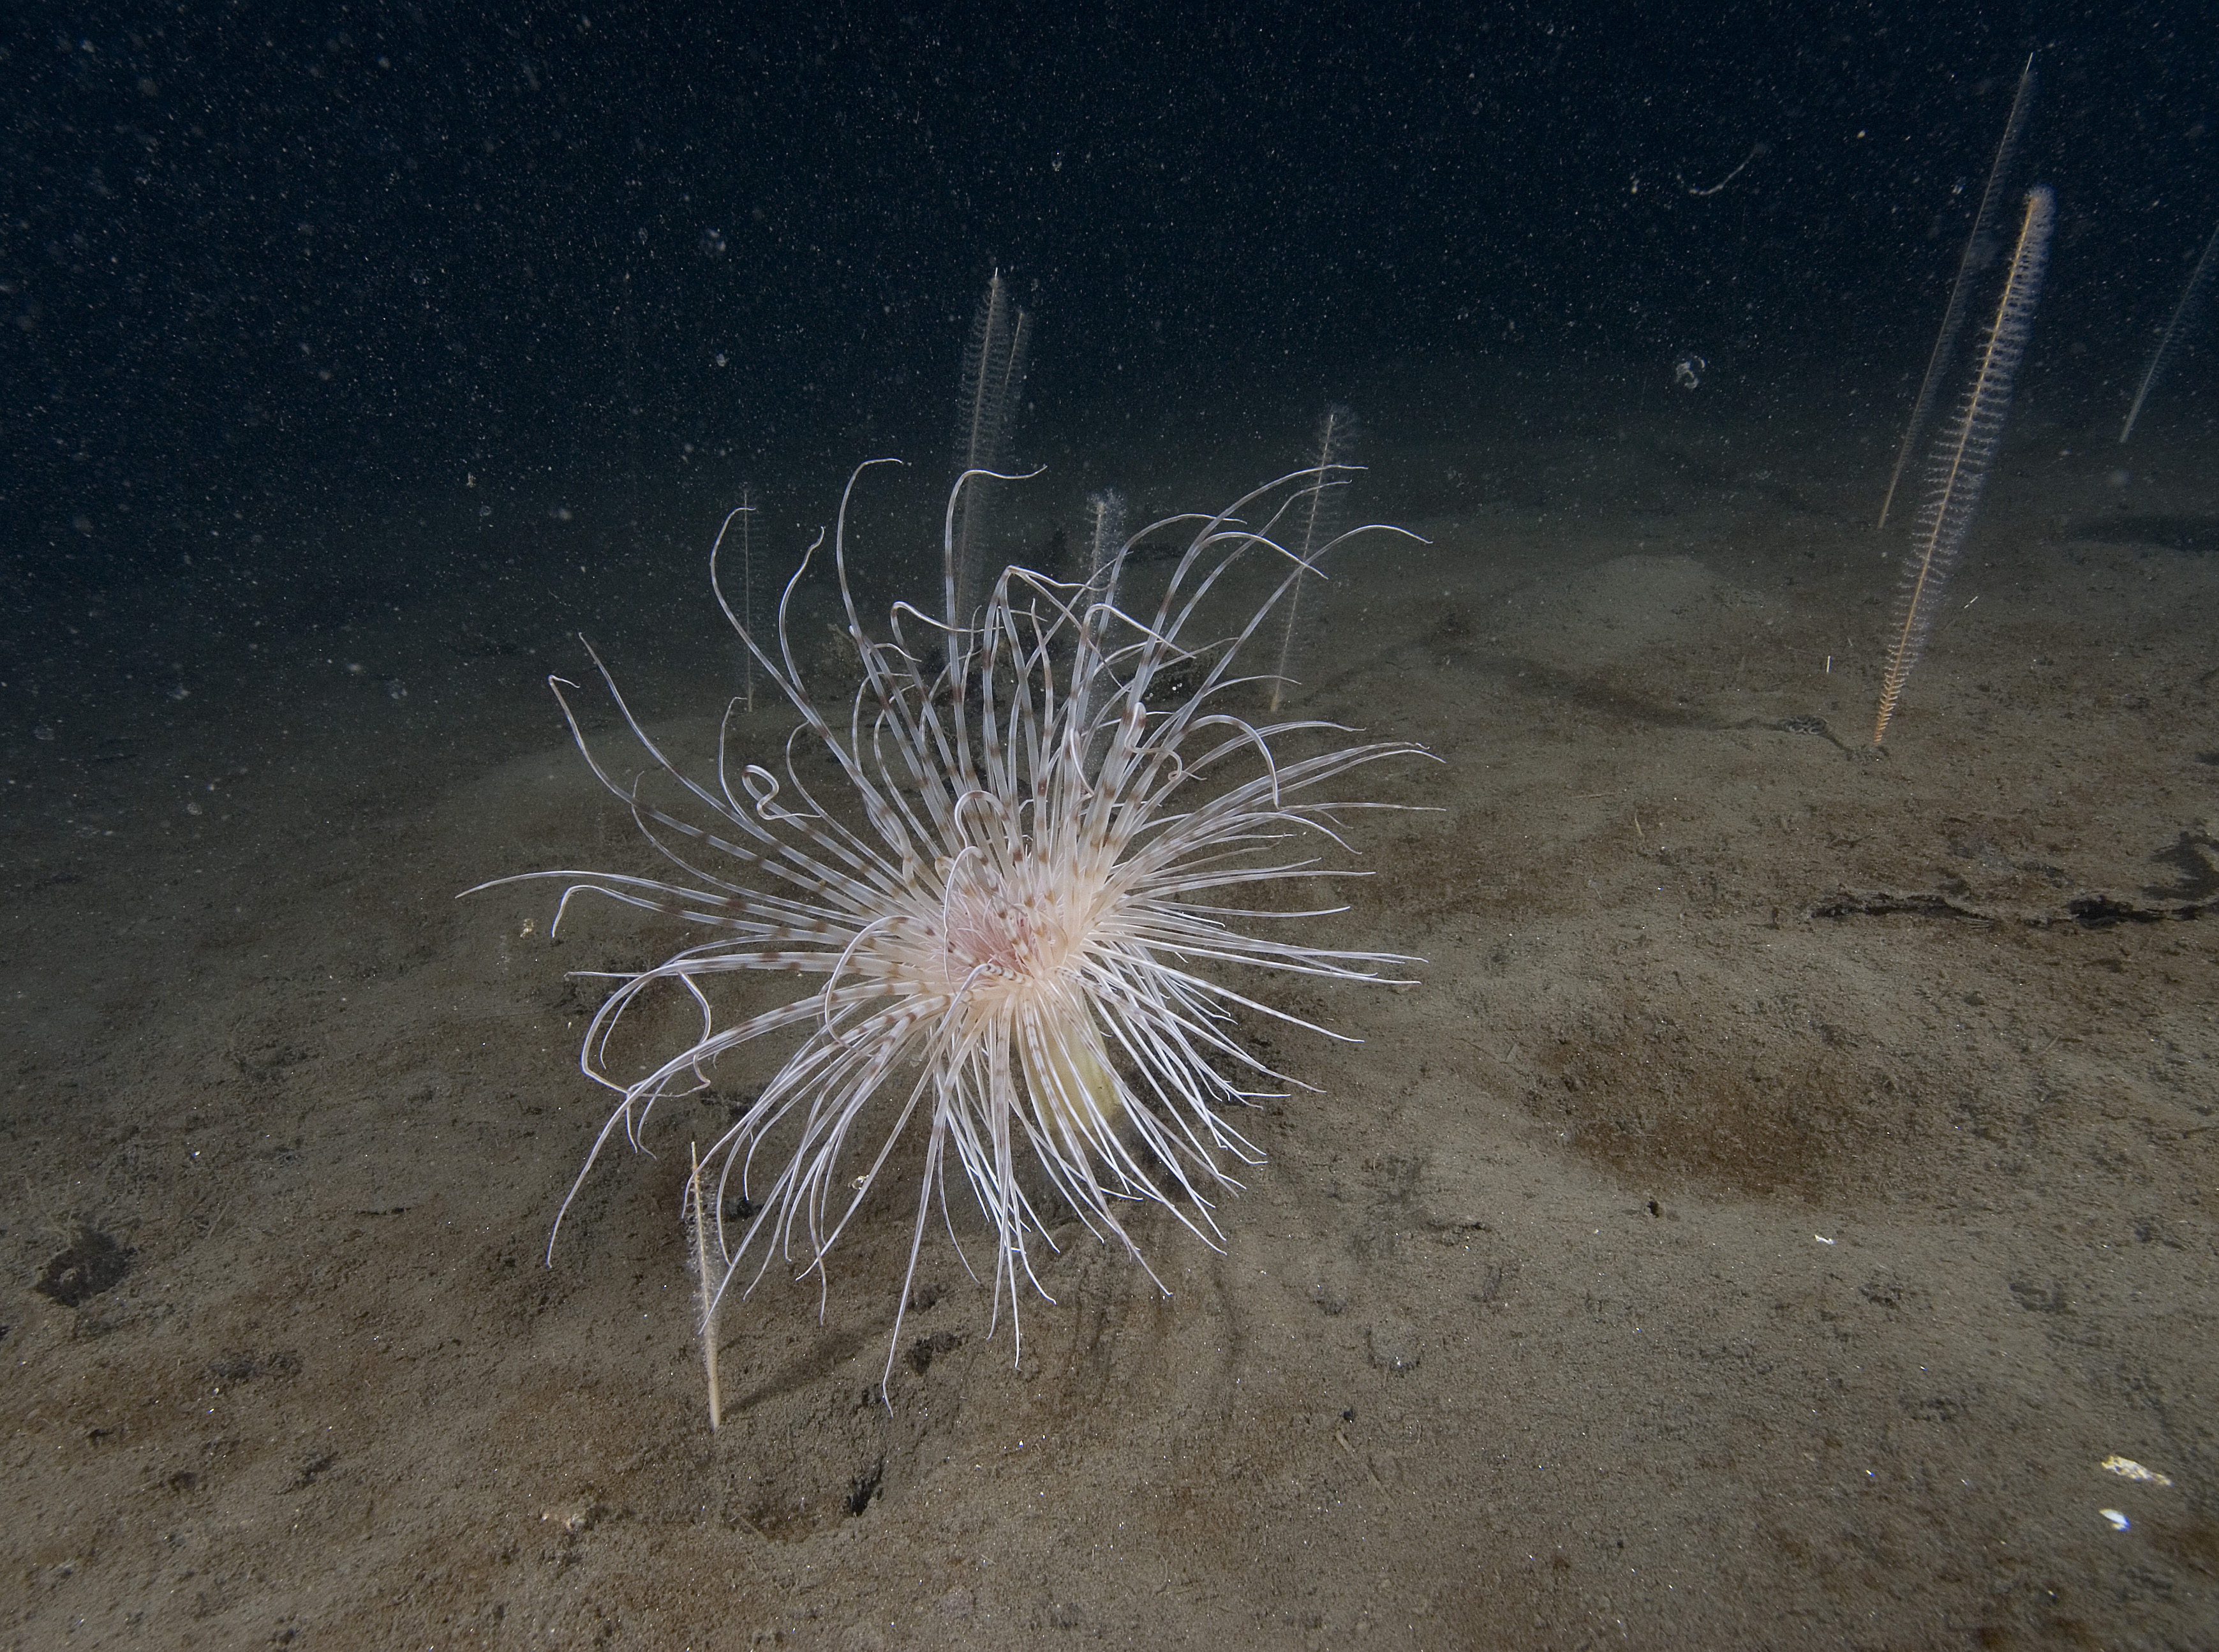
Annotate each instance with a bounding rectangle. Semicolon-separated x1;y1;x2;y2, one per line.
33;1226;133;1309
1814;889;2216;926
2066;514;2219;553
2145;829;2219;903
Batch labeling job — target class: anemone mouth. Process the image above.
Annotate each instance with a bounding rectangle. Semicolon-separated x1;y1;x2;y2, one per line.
939;847;1110;988
469;458;1436;1395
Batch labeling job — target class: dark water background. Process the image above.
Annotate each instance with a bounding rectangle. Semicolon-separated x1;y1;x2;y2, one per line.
8;11;2219;1643
4;0;2215;741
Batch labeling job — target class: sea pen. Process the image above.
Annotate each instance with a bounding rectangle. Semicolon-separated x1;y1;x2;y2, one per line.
1081;487;1126;604
950;271;1033;627
687;1142;723;1429
1268;405;1355;714
708;492;761;716
1878;54;2038;530
1873;185;2055;748
735;485;757;713
2119;213;2219;443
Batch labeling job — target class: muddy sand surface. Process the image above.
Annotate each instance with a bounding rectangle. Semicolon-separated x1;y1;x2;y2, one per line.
4;403;2215;1649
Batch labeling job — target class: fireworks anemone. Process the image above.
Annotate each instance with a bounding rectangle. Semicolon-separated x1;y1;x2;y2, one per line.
479;460;1429;1397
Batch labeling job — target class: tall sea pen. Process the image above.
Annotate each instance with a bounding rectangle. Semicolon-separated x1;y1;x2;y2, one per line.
1873;185;2056;748
2119;213;2219;443
1081;488;1127;602
1268;405;1355;715
721;485;758;714
1878;54;2038;530
950;272;1033;627
685;1142;724;1429
1078;489;1128;769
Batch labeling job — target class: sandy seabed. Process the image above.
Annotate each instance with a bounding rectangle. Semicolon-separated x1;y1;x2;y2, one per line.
4;391;2215;1649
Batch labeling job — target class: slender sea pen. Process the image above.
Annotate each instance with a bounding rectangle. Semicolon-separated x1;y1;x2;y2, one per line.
1268;405;1355;715
1082;488;1127;599
1873;185;2055;748
732;485;757;713
686;1141;723;1429
2120;213;2219;443
1879;54;2038;530
950;272;1032;627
